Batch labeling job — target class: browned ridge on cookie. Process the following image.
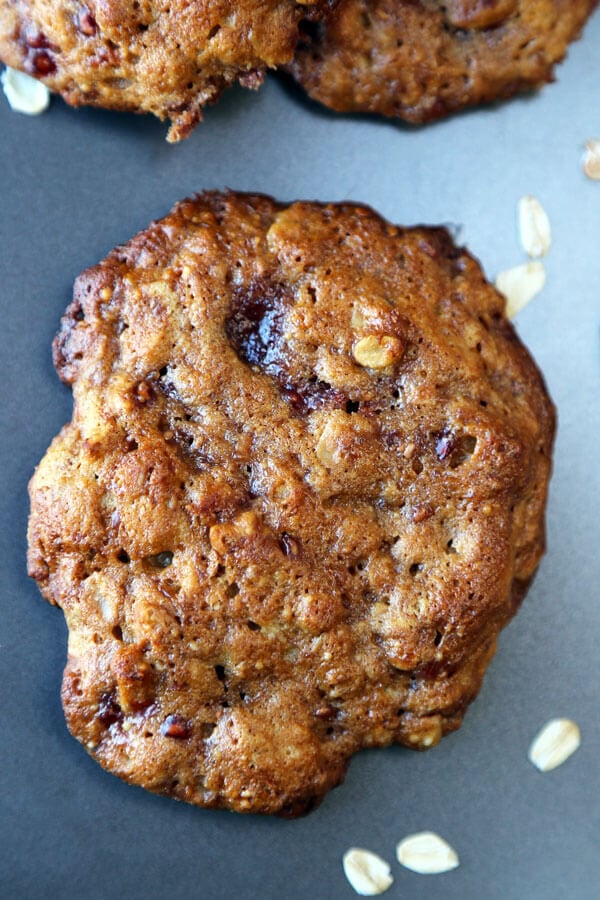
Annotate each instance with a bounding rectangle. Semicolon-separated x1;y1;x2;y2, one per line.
28;191;555;815
289;0;598;122
0;0;331;139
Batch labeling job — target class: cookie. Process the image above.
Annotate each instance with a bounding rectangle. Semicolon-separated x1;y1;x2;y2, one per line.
28;191;554;815
0;0;329;140
289;0;597;123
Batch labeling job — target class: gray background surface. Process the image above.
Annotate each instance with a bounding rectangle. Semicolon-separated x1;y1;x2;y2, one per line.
1;14;599;899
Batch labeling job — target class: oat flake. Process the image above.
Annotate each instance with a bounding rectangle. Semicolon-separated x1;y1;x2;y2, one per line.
518;195;551;258
396;831;459;874
495;261;546;318
582;139;600;180
1;66;50;115
342;848;394;896
528;718;581;772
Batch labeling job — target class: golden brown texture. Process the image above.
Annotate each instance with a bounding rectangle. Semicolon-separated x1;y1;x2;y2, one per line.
0;0;329;139
289;0;597;122
28;192;555;815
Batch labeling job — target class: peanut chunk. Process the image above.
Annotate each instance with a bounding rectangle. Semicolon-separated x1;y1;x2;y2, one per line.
353;335;403;369
316;414;376;468
209;510;261;554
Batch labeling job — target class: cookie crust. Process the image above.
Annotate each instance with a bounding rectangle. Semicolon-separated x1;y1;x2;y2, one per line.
28;192;555;815
289;0;597;122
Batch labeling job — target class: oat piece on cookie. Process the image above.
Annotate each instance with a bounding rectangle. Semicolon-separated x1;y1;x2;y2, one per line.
289;0;597;122
28;191;555;815
0;0;329;140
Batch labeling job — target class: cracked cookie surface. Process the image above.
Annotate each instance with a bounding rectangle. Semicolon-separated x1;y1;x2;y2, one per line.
28;191;555;815
0;0;329;139
289;0;597;122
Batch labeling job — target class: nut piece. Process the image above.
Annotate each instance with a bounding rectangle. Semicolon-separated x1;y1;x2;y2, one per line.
353;334;403;369
342;848;394;896
518;195;551;258
315;413;375;469
582;139;600;180
396;831;459;874
528;718;581;772
1;67;50;115
315;419;341;468
495;261;546;319
209;510;261;555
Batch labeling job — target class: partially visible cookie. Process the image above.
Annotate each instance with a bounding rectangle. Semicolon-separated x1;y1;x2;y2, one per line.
0;0;329;140
289;0;597;122
28;191;554;815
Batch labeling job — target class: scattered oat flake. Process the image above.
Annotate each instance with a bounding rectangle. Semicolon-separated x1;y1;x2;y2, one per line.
518;195;551;258
396;831;459;875
582;139;600;180
342;848;394;896
1;66;50;115
495;261;546;318
528;718;581;772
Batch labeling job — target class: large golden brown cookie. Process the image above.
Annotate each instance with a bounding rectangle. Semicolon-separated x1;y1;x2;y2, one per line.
28;191;554;815
0;0;329;140
289;0;597;122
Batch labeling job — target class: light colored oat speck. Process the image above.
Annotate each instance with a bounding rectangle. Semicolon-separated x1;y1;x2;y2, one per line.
518;195;551;258
342;848;394;896
1;66;50;115
582;139;600;180
396;831;459;875
495;261;546;319
528;718;581;772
